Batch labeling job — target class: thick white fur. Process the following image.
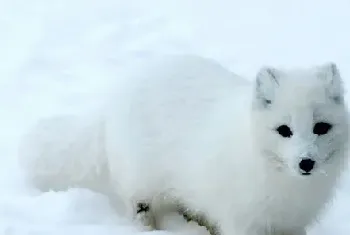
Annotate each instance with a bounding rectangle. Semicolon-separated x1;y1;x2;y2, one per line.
18;114;110;193
19;55;349;235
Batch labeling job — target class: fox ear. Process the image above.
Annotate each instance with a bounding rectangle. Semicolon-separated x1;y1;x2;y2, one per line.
254;66;281;108
316;62;344;104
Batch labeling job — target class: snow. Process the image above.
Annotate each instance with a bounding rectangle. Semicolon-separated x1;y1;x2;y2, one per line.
1;0;350;234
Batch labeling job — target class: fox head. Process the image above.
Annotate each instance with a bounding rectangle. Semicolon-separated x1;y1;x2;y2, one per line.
251;63;349;176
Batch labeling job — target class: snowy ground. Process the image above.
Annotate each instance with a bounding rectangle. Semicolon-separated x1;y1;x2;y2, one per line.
1;0;350;234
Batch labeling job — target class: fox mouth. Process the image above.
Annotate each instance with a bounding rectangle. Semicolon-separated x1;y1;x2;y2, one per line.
262;149;337;176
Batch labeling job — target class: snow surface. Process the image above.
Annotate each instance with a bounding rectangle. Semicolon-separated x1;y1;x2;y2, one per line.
1;0;350;234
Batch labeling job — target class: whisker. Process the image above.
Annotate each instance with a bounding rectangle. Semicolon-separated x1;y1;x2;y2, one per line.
319;169;328;176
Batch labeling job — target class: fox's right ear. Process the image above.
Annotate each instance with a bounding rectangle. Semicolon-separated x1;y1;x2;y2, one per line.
254;66;281;108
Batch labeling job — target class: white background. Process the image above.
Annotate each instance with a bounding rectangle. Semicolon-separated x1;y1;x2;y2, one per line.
0;0;350;234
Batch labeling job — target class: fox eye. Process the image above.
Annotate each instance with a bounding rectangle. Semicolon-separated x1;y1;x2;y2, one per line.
276;125;293;138
313;122;332;136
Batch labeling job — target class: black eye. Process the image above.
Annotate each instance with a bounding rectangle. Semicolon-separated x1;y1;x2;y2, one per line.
313;122;332;135
276;125;293;138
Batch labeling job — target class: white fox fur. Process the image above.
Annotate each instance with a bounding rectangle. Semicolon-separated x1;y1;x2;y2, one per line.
19;55;349;235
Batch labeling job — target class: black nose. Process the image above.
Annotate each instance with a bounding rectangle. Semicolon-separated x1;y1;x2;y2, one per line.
299;158;315;175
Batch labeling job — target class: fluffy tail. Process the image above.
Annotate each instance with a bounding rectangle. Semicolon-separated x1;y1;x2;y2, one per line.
18;114;110;194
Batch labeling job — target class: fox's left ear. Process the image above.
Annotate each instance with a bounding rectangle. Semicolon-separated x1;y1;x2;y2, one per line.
316;62;344;104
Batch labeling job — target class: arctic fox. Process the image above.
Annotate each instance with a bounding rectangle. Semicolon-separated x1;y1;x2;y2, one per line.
19;55;349;235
